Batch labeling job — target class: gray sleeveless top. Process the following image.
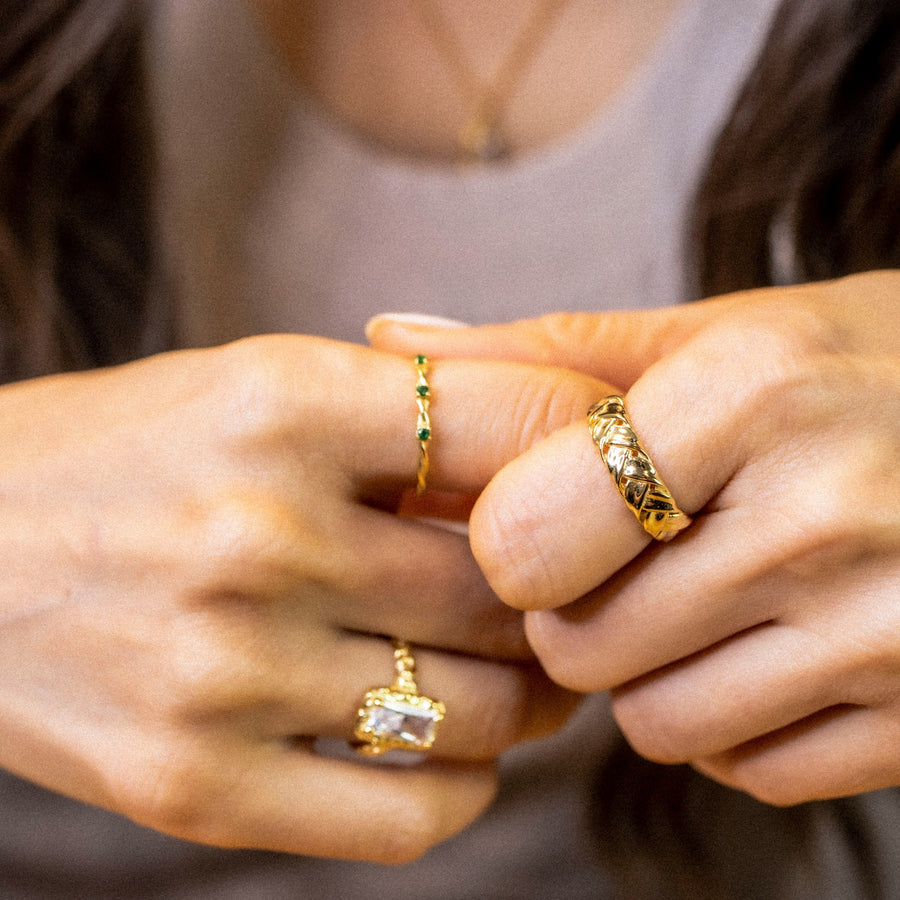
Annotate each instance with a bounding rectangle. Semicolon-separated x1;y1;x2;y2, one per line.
150;0;778;348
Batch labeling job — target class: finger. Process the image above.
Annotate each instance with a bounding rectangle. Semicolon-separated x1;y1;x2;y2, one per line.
467;301;815;612
693;706;900;806
469;364;740;610
470;422;645;608
337;507;531;661
515;352;900;682
520;505;790;690
367;274;894;386
177;469;528;661
223;337;609;496
607;622;854;765
266;632;577;760
378;356;610;494
367;304;716;390
133;740;498;863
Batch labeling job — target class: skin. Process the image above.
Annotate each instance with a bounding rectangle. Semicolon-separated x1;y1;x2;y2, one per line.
0;335;610;861
252;0;684;159
9;0;887;867
369;269;900;806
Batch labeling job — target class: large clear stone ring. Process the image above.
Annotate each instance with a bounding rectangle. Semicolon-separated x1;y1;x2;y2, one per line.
352;639;446;756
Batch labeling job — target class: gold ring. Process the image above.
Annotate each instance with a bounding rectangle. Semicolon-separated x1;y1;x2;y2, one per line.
414;355;432;495
353;639;446;756
587;395;692;542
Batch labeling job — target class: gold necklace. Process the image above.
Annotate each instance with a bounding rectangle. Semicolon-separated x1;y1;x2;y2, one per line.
409;0;570;162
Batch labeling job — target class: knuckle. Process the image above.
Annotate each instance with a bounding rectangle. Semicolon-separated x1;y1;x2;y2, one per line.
117;742;233;844
769;443;900;577
147;607;266;726
159;637;258;725
678;305;835;419
513;313;591;364
724;763;810;808
521;310;655;386
213;336;297;442
504;368;598;456
524;614;600;692
611;687;693;765
629;307;845;501
730;294;840;360
188;493;308;597
845;630;900;691
370;799;444;864
495;312;617;375
789;487;871;564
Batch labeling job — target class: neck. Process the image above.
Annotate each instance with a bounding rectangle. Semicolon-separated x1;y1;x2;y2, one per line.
251;0;685;162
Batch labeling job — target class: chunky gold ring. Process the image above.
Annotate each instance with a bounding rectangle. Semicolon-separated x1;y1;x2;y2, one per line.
413;355;432;495
353;639;446;756
587;395;692;542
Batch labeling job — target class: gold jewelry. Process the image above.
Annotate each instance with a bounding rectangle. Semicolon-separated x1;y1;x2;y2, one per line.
408;0;569;162
587;395;692;542
353;639;446;756
414;355;432;495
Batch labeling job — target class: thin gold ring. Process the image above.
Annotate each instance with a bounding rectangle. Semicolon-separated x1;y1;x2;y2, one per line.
353;639;446;756
414;355;432;495
587;395;692;542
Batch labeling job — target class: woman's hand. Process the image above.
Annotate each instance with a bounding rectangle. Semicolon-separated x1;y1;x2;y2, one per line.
369;270;900;805
0;335;604;861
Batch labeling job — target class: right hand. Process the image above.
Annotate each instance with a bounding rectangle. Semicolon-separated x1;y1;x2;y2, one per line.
0;335;604;862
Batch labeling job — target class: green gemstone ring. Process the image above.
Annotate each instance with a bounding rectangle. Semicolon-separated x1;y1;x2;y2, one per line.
414;355;432;495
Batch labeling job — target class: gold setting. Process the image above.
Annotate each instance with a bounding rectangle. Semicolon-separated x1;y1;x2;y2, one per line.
414;355;432;495
353;639;446;756
587;395;692;542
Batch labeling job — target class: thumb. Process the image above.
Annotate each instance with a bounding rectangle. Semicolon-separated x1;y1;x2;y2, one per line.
367;301;730;390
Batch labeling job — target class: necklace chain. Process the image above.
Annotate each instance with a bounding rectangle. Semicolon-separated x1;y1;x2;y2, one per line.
409;0;569;161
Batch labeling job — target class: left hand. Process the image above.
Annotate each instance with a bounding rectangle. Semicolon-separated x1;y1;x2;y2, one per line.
368;270;900;805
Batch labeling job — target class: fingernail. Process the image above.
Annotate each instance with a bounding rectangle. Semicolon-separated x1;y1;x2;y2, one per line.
365;312;470;339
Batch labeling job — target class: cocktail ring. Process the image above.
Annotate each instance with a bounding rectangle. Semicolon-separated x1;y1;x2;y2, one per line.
353;639;446;756
587;395;691;542
413;355;432;495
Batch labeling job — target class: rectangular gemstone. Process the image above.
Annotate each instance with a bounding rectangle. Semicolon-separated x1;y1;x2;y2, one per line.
356;687;445;751
366;696;439;746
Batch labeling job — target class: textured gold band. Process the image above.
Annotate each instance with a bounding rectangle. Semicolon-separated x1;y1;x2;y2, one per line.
414;355;432;495
353;639;446;756
587;395;692;542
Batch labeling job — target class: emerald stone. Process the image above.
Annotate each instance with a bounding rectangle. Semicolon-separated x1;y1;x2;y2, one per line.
416;384;430;397
414;354;427;366
417;427;431;441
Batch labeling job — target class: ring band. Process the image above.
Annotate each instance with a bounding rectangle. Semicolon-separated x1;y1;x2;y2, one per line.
414;355;432;495
353;639;446;756
587;395;692;542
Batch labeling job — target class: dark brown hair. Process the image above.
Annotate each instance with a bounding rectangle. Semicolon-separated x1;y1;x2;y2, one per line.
692;0;900;294
0;0;156;380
